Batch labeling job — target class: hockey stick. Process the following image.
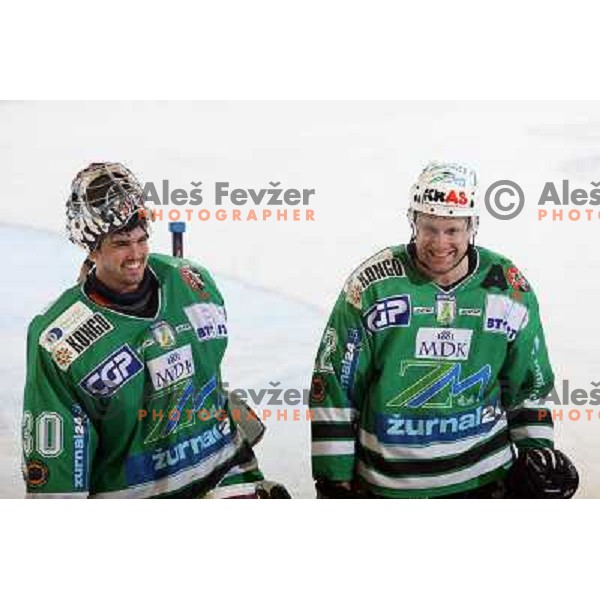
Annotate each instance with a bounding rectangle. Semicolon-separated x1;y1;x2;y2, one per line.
168;220;266;447
168;221;186;257
167;222;290;497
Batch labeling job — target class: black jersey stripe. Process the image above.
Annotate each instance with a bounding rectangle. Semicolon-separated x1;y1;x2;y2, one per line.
312;422;356;440
358;429;511;477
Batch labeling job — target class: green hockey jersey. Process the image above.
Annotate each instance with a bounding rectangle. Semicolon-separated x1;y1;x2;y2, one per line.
22;254;258;498
310;245;555;498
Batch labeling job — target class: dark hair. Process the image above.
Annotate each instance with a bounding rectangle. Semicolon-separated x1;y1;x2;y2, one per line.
94;212;148;251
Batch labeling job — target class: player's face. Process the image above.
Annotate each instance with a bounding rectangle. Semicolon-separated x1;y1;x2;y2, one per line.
91;226;150;293
414;214;471;275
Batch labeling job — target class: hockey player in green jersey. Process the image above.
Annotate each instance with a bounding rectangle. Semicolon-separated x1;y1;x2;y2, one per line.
310;162;578;499
22;162;268;498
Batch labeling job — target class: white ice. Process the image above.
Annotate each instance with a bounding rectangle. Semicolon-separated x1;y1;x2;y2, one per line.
1;101;598;497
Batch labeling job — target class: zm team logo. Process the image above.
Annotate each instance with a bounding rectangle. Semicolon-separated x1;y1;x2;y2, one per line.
80;345;143;398
364;295;411;333
387;360;491;409
380;360;500;444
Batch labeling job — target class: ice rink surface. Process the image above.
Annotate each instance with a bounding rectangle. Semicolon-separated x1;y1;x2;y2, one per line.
2;101;598;497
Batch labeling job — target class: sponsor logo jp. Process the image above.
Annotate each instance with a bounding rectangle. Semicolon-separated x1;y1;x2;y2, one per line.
364;295;411;332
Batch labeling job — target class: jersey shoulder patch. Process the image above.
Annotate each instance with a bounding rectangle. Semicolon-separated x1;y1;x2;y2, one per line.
477;247;531;297
481;263;508;291
150;253;210;289
34;297;116;372
149;253;211;280
29;284;83;341
37;301;95;352
343;247;405;310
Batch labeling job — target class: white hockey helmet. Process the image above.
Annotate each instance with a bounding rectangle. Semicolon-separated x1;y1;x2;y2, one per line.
408;161;479;235
66;162;149;252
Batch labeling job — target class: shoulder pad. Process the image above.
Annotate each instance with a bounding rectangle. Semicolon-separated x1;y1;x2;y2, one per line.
481;264;508;291
343;248;404;309
478;247;531;297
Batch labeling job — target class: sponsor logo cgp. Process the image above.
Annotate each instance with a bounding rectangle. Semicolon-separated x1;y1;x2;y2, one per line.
80;345;143;398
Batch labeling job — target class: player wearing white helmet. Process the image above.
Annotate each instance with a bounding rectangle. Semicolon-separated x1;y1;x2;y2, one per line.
309;162;578;499
407;162;479;284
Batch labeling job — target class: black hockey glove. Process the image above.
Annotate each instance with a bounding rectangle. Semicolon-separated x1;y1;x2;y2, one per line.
255;481;292;499
505;448;579;499
315;480;366;499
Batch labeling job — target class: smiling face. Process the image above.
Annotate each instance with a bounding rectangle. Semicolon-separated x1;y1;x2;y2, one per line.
90;225;150;294
413;213;472;280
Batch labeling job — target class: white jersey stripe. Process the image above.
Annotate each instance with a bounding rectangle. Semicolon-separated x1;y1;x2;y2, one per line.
204;482;258;499
312;440;355;456
510;425;554;443
312;407;356;422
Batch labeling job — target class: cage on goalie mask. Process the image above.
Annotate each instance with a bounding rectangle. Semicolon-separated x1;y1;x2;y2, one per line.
66;162;150;252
